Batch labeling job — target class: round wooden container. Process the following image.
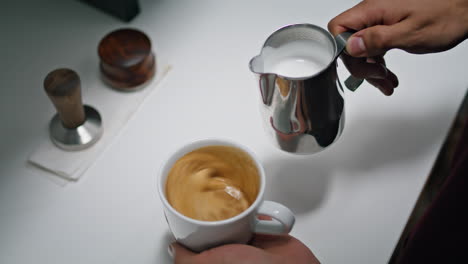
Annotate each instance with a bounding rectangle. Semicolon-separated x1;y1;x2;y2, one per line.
98;28;156;90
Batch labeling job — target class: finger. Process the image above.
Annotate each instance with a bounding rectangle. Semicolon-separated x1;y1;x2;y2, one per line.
257;215;273;220
347;19;415;57
366;56;399;87
251;235;321;263
367;56;385;65
328;1;406;36
385;68;399;88
328;1;372;35
341;54;388;79
171;243;198;264
341;52;399;93
198;244;269;264
366;78;395;96
251;234;292;249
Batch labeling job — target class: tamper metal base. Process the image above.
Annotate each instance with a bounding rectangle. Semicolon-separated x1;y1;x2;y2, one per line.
49;105;103;151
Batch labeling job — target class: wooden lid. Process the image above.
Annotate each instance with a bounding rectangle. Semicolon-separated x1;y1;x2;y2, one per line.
98;28;156;90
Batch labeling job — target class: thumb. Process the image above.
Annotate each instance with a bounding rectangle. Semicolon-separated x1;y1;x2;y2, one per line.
170;243;197;264
346;21;411;57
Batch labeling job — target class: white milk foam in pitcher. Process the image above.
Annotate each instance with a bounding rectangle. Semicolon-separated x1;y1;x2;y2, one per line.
262;39;333;78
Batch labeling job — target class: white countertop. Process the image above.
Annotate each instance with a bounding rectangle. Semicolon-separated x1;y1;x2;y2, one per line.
1;0;467;263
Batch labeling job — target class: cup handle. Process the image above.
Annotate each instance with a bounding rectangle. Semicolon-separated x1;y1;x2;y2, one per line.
335;31;364;92
253;200;295;234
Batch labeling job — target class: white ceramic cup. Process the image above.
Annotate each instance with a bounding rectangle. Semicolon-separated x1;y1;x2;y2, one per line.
158;139;295;252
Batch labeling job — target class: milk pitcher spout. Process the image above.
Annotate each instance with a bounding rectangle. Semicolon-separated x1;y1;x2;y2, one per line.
250;55;277;106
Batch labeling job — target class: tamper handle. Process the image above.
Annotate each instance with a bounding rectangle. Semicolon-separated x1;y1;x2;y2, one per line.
44;69;85;129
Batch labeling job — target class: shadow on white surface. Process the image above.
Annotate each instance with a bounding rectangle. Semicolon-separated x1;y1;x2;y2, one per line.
262;109;450;215
336;111;449;173
263;156;331;215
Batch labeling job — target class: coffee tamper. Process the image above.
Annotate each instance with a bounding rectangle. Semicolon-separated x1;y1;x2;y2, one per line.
44;68;103;151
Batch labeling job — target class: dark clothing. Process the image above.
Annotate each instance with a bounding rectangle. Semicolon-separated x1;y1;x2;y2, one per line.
398;113;468;263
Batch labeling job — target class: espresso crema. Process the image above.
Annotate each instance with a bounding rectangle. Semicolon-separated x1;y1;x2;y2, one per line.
165;145;260;221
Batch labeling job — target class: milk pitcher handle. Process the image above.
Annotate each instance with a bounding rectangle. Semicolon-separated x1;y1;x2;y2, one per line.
335;31;364;92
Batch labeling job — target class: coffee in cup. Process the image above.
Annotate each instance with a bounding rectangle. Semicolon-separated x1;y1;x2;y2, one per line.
165;145;260;221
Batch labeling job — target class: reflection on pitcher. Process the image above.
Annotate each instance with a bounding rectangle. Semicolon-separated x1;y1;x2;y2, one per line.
249;23;357;154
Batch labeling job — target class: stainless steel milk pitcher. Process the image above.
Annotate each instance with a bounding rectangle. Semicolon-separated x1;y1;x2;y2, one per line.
249;24;361;154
